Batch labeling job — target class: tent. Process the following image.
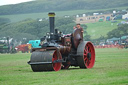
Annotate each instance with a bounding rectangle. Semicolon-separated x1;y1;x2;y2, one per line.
121;36;128;40
108;37;120;41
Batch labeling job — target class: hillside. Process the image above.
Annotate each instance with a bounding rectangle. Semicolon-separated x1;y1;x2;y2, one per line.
0;16;121;41
0;0;127;42
86;21;118;39
0;6;128;22
0;17;76;42
0;0;128;15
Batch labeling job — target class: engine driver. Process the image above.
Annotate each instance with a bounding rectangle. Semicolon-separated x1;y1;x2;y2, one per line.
73;23;84;40
73;23;84;33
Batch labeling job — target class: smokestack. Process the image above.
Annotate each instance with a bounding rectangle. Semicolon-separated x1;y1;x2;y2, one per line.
48;12;55;33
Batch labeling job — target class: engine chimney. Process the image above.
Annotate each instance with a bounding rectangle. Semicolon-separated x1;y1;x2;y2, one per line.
48;12;55;33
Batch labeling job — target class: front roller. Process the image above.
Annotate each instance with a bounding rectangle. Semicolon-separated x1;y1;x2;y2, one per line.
28;50;62;71
77;41;95;68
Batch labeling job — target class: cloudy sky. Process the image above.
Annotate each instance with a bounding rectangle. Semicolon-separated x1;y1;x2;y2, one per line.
0;0;35;6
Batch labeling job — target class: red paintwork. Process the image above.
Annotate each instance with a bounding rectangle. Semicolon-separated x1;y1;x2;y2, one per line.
52;50;62;71
83;42;95;68
15;44;31;53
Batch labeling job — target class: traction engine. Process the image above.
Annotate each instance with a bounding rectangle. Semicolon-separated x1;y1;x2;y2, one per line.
28;12;95;71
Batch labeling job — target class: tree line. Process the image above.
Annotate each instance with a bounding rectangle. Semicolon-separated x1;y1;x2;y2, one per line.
92;24;128;45
0;0;128;15
0;17;89;44
107;24;128;39
1;17;127;45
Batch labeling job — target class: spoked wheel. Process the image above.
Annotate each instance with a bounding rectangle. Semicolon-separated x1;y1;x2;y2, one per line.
52;51;62;71
83;42;95;68
77;41;95;69
29;50;62;72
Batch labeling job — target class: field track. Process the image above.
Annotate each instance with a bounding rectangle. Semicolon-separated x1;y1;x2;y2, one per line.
0;48;128;85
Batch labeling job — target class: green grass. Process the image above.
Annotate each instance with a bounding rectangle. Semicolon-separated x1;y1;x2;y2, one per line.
0;48;128;85
0;6;128;22
86;21;119;39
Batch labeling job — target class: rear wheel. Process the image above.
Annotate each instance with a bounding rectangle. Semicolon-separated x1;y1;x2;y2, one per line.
77;41;95;68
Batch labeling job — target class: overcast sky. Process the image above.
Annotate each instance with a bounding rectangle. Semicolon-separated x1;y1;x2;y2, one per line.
0;0;35;6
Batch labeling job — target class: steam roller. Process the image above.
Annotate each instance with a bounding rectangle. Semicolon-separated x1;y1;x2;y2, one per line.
28;12;95;72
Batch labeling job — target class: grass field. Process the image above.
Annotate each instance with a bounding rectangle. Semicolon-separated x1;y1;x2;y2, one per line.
86;21;119;39
0;6;128;22
0;48;128;85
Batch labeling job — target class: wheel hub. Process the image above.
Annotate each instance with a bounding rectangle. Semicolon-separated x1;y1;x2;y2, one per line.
87;53;91;60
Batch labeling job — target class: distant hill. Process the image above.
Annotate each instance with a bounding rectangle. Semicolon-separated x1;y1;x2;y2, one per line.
0;0;128;15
